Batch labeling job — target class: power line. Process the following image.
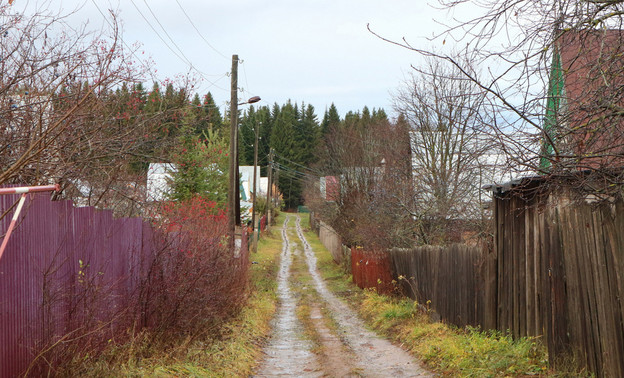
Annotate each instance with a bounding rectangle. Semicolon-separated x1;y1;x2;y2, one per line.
273;161;320;180
240;59;252;99
139;1;229;89
272;166;309;182
141;0;206;74
128;0;188;68
273;152;324;175
174;0;227;60
128;0;228;92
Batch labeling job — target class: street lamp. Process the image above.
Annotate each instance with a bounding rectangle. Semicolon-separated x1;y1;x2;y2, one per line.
239;96;261;106
227;57;261;238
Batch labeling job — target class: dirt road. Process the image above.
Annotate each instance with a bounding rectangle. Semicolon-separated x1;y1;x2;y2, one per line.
254;215;432;377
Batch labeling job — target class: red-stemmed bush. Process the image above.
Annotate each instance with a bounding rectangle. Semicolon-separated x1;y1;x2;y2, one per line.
141;195;249;339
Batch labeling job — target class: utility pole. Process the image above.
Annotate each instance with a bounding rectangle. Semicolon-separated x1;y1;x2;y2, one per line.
274;165;279;211
251;121;260;252
227;54;239;235
266;148;274;229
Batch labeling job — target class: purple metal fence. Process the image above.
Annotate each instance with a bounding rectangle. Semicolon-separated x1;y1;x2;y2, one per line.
0;192;155;377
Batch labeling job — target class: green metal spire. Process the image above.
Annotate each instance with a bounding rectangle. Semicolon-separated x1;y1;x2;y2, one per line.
540;44;565;171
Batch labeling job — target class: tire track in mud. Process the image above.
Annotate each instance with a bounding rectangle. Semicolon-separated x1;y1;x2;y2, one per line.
254;217;321;377
256;215;432;377
293;215;432;377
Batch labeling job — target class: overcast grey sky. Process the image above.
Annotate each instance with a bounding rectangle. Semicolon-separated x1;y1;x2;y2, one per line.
32;1;461;118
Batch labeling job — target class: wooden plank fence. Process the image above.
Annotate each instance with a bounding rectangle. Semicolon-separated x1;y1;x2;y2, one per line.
390;245;488;328
315;189;624;376
494;183;624;376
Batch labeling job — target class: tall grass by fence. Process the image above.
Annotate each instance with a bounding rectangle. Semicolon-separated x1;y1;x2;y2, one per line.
0;192;248;377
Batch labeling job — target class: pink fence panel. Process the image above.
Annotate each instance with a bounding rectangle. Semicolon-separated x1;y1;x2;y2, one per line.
0;192;155;377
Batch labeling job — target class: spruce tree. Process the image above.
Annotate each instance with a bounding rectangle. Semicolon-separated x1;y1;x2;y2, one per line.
271;101;304;208
239;106;257;166
202;92;224;136
297;103;320;166
256;105;273;176
320;103;341;136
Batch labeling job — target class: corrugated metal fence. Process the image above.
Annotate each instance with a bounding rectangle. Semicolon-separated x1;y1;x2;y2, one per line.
0;191;249;377
351;247;393;294
0;192;157;377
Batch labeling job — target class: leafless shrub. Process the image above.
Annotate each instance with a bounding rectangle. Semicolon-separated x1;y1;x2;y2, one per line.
27;197;248;376
308;115;415;249
141;198;249;339
0;5;176;217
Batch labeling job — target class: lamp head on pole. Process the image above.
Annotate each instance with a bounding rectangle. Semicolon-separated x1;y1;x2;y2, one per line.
238;96;261;106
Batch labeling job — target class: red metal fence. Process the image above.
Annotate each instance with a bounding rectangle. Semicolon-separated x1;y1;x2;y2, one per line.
350;247;393;294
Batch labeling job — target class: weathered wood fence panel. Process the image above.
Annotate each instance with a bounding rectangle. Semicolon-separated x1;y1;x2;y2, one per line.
557;197;624;376
494;191;552;340
495;184;624;377
390;245;487;328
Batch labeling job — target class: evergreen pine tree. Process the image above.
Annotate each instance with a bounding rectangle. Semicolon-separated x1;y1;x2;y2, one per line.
321;103;341;136
202;92;223;136
297;103;320;166
256;105;273;176
239;106;257;166
167;110;229;205
372;108;389;123
271;101;304;208
343;110;361;130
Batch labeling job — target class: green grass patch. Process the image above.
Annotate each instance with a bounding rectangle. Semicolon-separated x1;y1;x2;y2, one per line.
358;291;551;377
